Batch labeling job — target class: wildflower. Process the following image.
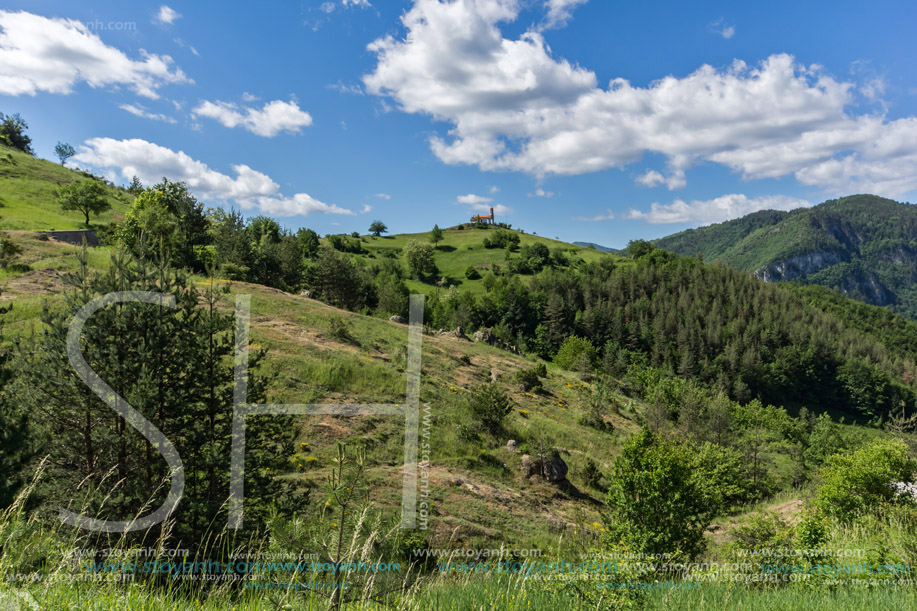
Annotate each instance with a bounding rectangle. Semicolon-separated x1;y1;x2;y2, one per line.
307;456;318;462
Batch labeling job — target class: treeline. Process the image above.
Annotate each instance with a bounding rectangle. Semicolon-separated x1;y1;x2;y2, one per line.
424;243;917;420
98;179;917;422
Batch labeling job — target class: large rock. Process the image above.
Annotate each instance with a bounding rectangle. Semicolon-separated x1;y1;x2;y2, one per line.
389;315;406;324
474;328;495;344
520;454;537;477
506;439;517;452
543;453;569;483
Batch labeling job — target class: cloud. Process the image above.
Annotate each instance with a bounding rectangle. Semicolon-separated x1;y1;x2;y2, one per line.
374;192;391;199
361;204;372;213
636;168;685;190
624;194;812;225
636;169;664;187
257;193;354;217
456;193;492;205
0;10;190;98
454;193;511;216
241;92;260;102
543;0;588;29
710;18;734;39
363;0;917;198
489;185;500;194
155;5;181;25
572;210;614;221
342;0;372;6
528;187;554;197
119;103;177;124
73;137;353;217
192;99;313;137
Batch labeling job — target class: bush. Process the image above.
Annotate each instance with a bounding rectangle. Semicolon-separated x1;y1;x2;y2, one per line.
689;442;758;513
467;383;513;432
514;365;545;392
553;336;598;372
814;438;915;520
403;240;438;281
464;265;482;280
482;229;520;250
605;428;713;559
582;458;603;489
579;409;612;433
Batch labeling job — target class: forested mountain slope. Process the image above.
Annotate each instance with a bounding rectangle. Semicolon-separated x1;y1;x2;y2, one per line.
653;195;917;318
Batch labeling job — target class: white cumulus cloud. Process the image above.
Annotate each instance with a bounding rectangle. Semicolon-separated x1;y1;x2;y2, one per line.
624;194;812;225
192;99;313;137
363;0;917;199
73;137;352;217
0;10;190;98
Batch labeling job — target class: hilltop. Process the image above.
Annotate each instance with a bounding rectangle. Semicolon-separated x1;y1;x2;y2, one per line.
653;194;917;318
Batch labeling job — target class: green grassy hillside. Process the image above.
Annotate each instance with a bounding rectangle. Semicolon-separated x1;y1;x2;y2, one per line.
0;144;133;230
6;152;917;609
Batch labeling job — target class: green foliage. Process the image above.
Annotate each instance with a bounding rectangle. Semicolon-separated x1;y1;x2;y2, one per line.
0;300;31;508
553;336;598;372
327;233;366;254
0;112;33;154
127;175;143;194
116;179;209;270
510;242;551;274
514;364;545;392
689;442;758;513
0;232;22;269
368;220;387;237
54;142;75;166
429;223;444;248
814;438;915;520
14;249;295;541
483;229;520;250
56;179;111;227
403;239;438;281
730;512;793;561
605;428;712;559
296;227;320;259
467;382;513;431
307;247;375;311
464;265;481;280
581;458;603;489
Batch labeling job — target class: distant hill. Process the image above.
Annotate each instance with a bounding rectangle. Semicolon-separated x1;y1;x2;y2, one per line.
572;241;616;252
653;194;917;318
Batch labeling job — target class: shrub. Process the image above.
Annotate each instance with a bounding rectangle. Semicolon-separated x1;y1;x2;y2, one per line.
605;428;713;559
813;438;915;520
482;229;520;250
464;265;482;280
514;365;544;392
553;336;598;372
467;383;513;432
582;458;603;489
403;239;438;281
579;409;612;433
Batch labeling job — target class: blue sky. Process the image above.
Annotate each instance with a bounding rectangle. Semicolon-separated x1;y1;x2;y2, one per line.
2;1;917;248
